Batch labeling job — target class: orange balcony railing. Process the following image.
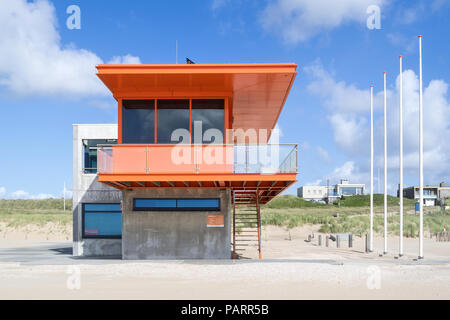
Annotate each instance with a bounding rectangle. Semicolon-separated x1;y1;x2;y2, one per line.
97;144;298;175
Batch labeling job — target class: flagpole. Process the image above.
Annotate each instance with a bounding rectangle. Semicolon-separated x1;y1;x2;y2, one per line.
63;181;66;211
383;72;388;255
399;56;404;257
370;85;374;252
418;35;424;259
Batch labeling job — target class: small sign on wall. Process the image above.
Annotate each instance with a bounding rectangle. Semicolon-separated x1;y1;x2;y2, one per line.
85;229;99;235
207;214;224;227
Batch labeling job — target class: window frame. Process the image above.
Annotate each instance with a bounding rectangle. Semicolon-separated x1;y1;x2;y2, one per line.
82;203;122;239
121;99;156;144
82;139;118;174
133;198;221;212
119;98;228;144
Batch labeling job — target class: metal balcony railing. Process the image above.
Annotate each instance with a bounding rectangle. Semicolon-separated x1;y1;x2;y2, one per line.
97;144;298;175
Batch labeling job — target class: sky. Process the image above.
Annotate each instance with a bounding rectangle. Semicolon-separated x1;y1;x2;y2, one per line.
0;0;449;199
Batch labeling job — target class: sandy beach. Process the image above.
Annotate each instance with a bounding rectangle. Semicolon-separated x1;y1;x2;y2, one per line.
0;224;449;299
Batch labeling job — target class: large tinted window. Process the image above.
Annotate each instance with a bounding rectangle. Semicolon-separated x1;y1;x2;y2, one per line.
134;198;220;211
122;100;155;143
82;203;122;238
192;99;224;143
157;99;189;143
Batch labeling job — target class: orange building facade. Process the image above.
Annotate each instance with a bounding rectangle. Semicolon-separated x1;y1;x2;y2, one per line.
73;63;298;259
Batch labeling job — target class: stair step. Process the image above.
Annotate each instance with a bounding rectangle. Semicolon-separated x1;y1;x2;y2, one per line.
234;231;259;233
234;213;257;215
235;234;259;236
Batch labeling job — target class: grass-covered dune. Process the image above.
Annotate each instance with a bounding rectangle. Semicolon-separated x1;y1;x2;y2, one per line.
334;194;416;207
261;195;449;237
0;198;72;227
264;194;416;208
0;196;448;238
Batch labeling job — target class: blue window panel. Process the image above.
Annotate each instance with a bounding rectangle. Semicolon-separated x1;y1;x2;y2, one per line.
135;199;177;209
177;199;219;209
84;203;121;212
84;212;122;236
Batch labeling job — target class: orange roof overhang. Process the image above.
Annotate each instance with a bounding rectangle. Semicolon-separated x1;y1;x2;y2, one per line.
96;63;297;132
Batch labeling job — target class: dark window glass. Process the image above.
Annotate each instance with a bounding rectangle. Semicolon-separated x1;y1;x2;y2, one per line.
157;99;189;143
192;99;224;143
177;199;220;209
134;199;177;209
133;198;220;211
83;139;117;174
122;100;155;143
82;203;121;238
84;203;122;211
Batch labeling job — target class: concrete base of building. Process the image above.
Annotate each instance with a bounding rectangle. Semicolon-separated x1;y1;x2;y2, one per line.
73;239;122;257
121;188;232;260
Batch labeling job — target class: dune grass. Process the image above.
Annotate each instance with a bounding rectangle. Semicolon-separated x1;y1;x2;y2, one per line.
333;194;416;207
0;199;72;227
261;195;449;237
1;196;449;238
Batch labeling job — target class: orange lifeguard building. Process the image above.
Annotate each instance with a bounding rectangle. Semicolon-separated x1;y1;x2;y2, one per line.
72;63;298;259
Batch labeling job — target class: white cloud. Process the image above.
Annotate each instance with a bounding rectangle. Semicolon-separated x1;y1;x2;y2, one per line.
306;62;450;191
10;190;28;198
0;0;141;97
9;190;56;199
0;187;6;197
327;161;366;184
305;61;384;114
305;179;322;186
108;54;142;64
304;161;367;190
87;99;116;110
260;0;387;44
316;146;331;163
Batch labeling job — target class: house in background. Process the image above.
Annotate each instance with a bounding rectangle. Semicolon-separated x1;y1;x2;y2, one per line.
398;182;450;206
298;179;365;203
73;63;298;260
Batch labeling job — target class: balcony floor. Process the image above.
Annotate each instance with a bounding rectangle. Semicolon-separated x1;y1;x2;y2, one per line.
98;173;297;204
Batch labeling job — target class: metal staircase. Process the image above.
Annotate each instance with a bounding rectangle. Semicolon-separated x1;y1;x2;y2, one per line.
232;190;262;259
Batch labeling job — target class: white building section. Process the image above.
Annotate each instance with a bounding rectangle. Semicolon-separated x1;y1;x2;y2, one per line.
298;180;365;203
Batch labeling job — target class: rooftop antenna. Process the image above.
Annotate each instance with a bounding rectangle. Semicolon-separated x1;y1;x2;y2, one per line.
399;55;404;257
418;35;424;259
176;40;178;64
369;85;374;252
383;71;388;255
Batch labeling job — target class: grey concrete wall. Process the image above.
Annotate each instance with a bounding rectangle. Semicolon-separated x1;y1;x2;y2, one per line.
122;188;231;260
72;124;122;257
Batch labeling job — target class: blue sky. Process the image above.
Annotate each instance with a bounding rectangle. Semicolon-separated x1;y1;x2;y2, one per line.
0;0;449;199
